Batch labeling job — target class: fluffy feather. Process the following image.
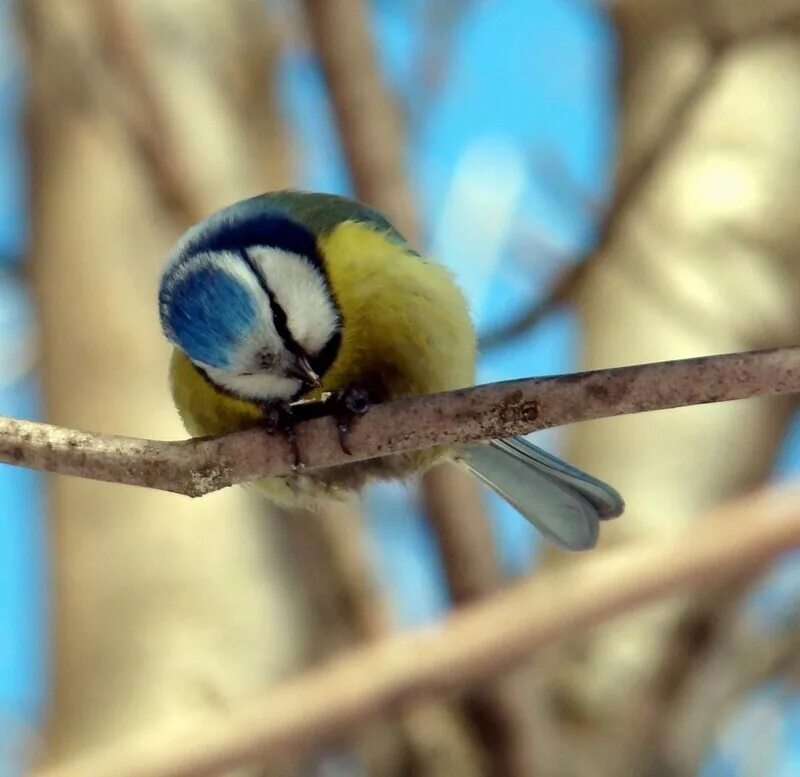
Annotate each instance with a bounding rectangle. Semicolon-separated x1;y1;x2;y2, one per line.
163;190;623;548
168;215;474;504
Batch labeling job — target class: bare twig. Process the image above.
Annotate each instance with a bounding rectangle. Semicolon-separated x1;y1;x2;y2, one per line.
421;465;545;775
32;482;800;777
405;0;475;128
283;504;454;777
659;612;800;777
298;502;393;639
301;0;418;236
421;465;502;603
1;347;799;496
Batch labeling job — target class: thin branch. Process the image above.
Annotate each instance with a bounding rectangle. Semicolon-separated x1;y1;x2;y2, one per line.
283;504;459;777
421;465;502;603
296;502;393;639
301;0;419;238
32;481;800;777
421;463;547;774
2;347;799;496
659;612;800;776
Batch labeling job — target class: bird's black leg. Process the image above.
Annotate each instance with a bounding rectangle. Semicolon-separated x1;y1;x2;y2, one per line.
259;398;303;470
326;386;371;455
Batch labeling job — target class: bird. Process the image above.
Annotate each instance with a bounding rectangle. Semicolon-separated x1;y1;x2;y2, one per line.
159;190;624;550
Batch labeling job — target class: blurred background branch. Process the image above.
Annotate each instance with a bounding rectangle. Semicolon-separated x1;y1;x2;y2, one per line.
34;480;800;777
532;2;800;775
20;3;307;776
479;0;800;352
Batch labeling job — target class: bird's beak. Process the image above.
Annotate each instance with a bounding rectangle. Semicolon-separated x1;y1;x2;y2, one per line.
287;354;321;388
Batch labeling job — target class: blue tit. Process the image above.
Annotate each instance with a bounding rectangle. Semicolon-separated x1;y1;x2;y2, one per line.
159;190;623;550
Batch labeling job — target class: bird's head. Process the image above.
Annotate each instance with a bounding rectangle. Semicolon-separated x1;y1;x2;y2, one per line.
159;206;342;401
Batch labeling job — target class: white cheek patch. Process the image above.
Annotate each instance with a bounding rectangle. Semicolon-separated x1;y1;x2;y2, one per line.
205;320;298;402
249;246;340;354
204;366;302;402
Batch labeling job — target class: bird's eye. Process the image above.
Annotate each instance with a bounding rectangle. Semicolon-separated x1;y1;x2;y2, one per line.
257;351;276;371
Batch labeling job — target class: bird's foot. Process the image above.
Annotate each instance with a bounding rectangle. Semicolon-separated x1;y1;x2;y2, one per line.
259;399;303;471
326;386;371;455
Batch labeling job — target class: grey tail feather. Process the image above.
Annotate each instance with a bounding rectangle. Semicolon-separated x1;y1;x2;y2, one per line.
459;436;625;552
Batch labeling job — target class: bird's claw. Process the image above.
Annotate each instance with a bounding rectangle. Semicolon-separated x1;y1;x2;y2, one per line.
260;399;304;470
259;386;370;465
327;386;370;456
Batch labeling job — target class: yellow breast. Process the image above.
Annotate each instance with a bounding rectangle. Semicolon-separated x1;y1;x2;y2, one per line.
318;220;476;399
169;348;262;438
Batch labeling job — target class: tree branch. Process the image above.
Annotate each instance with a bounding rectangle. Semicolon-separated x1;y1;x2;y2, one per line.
32;481;800;777
659;608;800;776
301;0;419;236
0;347;798;497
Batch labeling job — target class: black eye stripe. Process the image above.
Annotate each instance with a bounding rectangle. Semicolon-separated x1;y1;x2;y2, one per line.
311;328;341;378
238;248;304;357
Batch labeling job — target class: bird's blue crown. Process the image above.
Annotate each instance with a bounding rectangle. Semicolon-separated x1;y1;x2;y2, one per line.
160;261;257;369
159;210;323;369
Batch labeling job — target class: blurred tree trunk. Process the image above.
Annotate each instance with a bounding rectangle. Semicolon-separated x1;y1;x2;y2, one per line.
22;1;306;773
542;1;800;773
